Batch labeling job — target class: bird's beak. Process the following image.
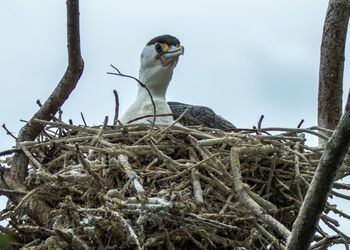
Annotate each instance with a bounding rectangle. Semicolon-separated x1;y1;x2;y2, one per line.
159;46;184;67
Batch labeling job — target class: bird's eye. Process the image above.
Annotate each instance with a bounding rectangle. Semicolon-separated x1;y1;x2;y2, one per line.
155;43;168;53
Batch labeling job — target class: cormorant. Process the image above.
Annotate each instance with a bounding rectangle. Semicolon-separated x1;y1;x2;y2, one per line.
120;35;235;130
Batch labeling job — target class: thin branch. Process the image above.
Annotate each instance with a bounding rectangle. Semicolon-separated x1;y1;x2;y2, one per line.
261;127;329;140
55;228;90;250
108;64;156;130
230;148;291;240
0;148;21;157
117;155;145;201
125;113;174;125
297;119;304;128
2;124;17;140
75;143;106;189
0;188;27;196
191;169;204;206
90;116;108;147
36;100;42;107
154;108;189;143
113;90;119;126
257;115;264;135
80;112;87;127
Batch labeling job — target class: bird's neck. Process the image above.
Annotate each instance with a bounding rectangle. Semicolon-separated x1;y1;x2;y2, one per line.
137;68;173;100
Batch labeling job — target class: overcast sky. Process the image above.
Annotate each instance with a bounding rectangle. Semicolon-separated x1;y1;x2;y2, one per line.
1;1;349;247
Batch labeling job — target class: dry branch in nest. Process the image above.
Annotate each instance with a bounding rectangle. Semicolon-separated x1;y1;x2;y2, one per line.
1;118;350;249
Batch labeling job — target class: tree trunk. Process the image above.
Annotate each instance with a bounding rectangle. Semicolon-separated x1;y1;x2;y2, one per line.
317;0;350;130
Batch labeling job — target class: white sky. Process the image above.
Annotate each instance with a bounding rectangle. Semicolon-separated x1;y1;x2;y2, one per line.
0;1;349;248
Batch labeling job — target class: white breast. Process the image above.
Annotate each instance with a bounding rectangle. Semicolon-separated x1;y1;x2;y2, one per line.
120;95;174;124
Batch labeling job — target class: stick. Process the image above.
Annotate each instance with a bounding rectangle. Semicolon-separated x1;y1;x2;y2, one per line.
113;90;119;126
118;154;145;201
1;124;17;140
230;148;291;240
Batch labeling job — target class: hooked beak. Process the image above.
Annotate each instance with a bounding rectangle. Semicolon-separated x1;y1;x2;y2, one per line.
158;46;184;67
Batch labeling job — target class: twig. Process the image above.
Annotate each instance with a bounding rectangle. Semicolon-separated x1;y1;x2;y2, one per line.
310;236;344;249
108;64;156;131
149;140;186;169
230;148;291;240
36;100;42;107
320;216;350;243
31;118;98;133
80;112;87;127
0;188;27;196
58;107;63;122
253;220;283;249
266;153;277;195
80;207;142;250
19;143;42;169
257;115;264;135
297;119;304;128
198;136;239;146
244;184;278;213
154;108;189;141
219;194;234;214
294;142;306;201
117;155;145;201
126;113;174;125
191;169;204;206
17;225;56;236
184;230;207;250
0;148;21;157
13;187;41;215
113;90;119;126
55;228;89;250
90;116;108;147
260;127;329;140
2;124;17;140
75;143;106;189
188;213;238;230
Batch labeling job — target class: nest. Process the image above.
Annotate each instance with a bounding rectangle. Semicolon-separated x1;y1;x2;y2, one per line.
1;118;350;249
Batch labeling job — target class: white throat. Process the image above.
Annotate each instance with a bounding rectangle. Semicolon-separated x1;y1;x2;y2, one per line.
138;63;173;99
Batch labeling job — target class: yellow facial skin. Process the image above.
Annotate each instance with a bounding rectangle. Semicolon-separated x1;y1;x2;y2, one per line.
159;43;168;52
159;43;180;52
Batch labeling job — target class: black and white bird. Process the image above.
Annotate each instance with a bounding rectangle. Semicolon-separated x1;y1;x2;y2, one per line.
120;35;236;130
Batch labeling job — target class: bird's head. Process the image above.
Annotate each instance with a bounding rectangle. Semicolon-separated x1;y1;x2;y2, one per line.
139;35;184;96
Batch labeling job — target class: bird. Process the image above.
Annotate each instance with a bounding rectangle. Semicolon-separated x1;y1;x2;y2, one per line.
168;101;236;130
120;34;236;130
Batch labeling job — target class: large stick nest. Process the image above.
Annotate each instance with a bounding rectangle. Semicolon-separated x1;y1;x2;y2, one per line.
1;119;350;249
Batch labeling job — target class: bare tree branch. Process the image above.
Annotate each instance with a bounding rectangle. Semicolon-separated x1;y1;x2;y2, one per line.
318;0;350;130
5;0;83;191
286;95;350;249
